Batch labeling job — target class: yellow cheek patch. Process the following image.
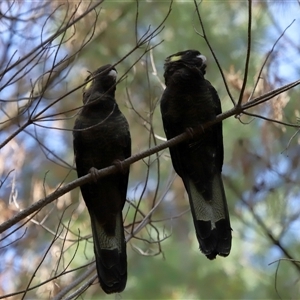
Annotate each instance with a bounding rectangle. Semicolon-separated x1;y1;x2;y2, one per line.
169;55;182;62
83;76;93;93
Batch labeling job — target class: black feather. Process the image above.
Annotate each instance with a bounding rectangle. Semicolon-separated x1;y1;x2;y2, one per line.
73;64;130;293
160;50;232;259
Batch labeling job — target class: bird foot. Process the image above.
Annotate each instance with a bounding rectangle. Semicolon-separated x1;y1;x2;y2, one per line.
89;167;99;182
185;127;195;139
113;159;127;174
186;124;205;139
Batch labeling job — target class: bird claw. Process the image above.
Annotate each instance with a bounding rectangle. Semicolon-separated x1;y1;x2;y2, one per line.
185;127;195;139
89;167;99;182
186;124;205;139
113;159;126;174
198;124;205;135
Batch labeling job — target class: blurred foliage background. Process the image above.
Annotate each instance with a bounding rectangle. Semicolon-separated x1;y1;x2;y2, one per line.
0;0;300;299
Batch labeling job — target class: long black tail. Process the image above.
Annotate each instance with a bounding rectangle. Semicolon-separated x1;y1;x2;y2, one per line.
89;211;127;294
185;172;232;259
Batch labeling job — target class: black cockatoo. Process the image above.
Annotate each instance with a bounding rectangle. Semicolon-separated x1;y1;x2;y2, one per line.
160;50;231;259
73;64;131;293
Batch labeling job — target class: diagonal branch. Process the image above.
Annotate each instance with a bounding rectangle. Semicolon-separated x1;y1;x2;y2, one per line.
1;77;299;234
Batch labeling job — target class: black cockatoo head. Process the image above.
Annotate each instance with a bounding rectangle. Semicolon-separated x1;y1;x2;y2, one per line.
83;64;117;104
164;50;207;85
